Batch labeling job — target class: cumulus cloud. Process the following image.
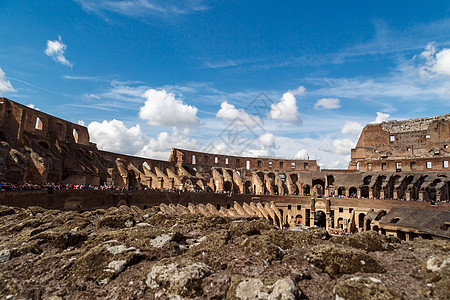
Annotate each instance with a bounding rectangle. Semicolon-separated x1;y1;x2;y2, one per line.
268;92;300;123
216;101;260;126
138;128;198;160
258;133;277;148
87;119;147;155
0;67;16;93
371;112;390;124
314;97;341;110
320;138;356;155
139;89;200;127
341;120;363;136
44;36;72;67
420;42;450;76
294;149;309;160
289;85;307;96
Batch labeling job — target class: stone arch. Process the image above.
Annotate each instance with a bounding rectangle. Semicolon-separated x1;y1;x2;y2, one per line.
244;181;252;194
295;214;303;226
314;211;326;228
303;184;311;196
349;187;357;197
312;178;325;196
337;217;344;229
224;181;232;192
337;186;345;196
358;213;365;229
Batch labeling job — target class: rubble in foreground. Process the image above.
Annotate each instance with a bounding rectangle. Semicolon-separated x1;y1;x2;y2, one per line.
0;204;448;299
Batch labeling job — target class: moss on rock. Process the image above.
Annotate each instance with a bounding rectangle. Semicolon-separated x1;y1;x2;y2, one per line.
334;277;404;300
331;231;397;252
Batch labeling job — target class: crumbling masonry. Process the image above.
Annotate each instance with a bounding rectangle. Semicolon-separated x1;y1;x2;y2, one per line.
0;97;449;240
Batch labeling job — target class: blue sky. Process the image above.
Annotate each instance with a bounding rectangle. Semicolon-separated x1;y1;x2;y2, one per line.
1;0;450;168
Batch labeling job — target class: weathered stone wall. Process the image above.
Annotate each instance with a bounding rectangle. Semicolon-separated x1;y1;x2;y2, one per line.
350;114;450;172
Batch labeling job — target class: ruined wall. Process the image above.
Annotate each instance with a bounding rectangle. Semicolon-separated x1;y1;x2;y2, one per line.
349;114;450;172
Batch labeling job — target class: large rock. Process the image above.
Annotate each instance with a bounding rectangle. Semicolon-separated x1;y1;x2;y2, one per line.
334;277;403;300
421;255;450;299
331;231;398;252
228;219;275;237
68;240;142;284
227;276;300;300
241;228;330;262
305;244;385;278
145;257;211;298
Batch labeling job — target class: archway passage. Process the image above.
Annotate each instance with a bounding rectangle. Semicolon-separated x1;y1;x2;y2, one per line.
349;187;357;197
314;211;326;228
358;213;365;229
303;185;310;195
224;181;232;192
295;215;303;226
244;181;252;194
338;187;345;196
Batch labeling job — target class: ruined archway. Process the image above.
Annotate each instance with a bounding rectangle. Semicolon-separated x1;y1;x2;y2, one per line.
338;187;345;196
314;211;326;228
303;184;311;196
312;179;325;196
358;213;365;229
295;214;303;226
244;181;252;194
224;181;232;192
349;187;357;197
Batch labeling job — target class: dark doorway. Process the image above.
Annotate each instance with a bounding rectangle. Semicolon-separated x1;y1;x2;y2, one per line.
314;211;326;228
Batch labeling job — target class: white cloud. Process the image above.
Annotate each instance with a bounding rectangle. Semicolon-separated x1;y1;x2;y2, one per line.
371;112;390;124
341;120;363;135
138;128;198;160
314;97;341;110
84;93;101;100
258;133;276;148
268;92;300;123
216;101;260;126
289;85;307;96
320;138;356;155
139;89;200;127
76;0;209;17
0;67;16;93
294;149;309;160
87;119;147;155
420;42;450;76
26;104;40;110
44;36;73;67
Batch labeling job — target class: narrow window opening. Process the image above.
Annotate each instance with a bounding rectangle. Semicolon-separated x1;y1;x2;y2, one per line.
35;117;43;130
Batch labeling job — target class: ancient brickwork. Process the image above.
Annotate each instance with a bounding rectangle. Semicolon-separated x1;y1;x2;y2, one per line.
349;114;450;172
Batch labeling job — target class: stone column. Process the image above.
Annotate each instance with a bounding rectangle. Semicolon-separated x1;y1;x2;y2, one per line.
380;189;385;199
393;189;398;199
158;177;164;190
357;188;361;198
418;191;424;201
405;190;411;200
369;189;373;199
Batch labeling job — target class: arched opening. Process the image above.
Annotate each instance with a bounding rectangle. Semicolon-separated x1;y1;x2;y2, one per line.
338;187;345;196
303;185;310;196
244;181;252;194
314;211;326;228
142;162;150;171
366;219;372;231
337;217;344;229
224;181;232;192
361;186;369;198
312;179;325;196
127;171;138;190
358;213;365;229
295;214;303;226
273;185;279;195
349;187;357;197
279;173;286;182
